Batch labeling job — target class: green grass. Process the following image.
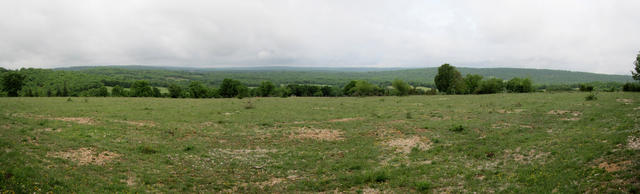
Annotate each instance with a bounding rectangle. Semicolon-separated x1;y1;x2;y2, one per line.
0;92;639;193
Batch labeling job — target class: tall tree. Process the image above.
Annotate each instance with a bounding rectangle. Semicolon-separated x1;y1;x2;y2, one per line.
463;74;483;94
131;80;153;97
434;64;465;94
633;51;640;81
258;81;275;97
168;83;182;98
1;71;26;97
188;81;208;98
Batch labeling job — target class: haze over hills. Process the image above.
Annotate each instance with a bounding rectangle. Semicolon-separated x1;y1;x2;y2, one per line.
54;65;633;86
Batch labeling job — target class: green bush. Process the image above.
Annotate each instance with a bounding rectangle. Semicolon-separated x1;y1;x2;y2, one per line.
585;93;598;101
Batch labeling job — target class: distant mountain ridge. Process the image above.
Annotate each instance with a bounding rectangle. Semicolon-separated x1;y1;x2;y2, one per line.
54;65;633;86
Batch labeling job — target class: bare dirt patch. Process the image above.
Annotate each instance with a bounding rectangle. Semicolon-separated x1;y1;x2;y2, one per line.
328;117;364;123
547;110;582;116
13;113;96;125
290;127;344;141
55;117;95;125
121;174;136;186
386;136;432;154
627;136;640;150
616;98;634;105
114;120;156;127
504;147;550;164
598;160;631;172
491;121;511;129
256;177;286;188
496;109;525;114
39;128;62;132
47;148;120;165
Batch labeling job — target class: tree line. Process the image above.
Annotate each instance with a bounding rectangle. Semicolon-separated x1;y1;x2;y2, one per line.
3;56;640;97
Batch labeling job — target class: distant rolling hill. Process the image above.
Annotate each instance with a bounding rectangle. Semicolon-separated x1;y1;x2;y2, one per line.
56;65;633;87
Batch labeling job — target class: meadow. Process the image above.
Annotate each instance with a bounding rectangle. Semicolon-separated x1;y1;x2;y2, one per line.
0;92;639;193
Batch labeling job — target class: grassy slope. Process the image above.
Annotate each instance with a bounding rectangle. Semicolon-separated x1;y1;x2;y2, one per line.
0;93;639;193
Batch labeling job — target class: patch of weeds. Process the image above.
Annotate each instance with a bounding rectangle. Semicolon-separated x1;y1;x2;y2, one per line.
259;122;273;127
183;145;195;152
138;146;158;154
432;138;440;143
244;100;255;109
415;181;431;192
38;120;48;126
406;112;413;119
143;107;153;110
66;98;72;102
366;170;390;183
449;125;465;132
585;93;598;101
83;98;89;103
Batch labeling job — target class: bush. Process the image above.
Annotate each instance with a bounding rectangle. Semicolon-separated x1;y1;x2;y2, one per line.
623;82;640;92
475;78;504;94
138;146;158;154
392;79;410;96
449;125;465;132
585;93;598;101
579;84;594;92
415;181;431;192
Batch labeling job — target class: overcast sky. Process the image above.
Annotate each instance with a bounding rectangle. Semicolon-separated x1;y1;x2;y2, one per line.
1;0;639;74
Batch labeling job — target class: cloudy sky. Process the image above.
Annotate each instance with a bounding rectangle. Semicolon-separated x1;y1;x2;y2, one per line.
0;0;639;74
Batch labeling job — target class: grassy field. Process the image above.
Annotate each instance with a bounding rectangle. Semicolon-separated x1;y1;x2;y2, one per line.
0;93;639;193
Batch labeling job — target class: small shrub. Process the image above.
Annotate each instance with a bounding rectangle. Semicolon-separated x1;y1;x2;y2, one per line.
183;145;195;152
138;146;158;154
244;100;254;109
585;93;598;101
367;170;390;183
66;97;72;102
415;181;431;192
449;125;465;132
406;112;413;119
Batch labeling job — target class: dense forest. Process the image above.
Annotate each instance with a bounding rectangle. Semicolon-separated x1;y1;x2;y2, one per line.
0;65;637;97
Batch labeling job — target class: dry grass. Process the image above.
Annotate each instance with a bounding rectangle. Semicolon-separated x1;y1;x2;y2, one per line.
290;127;344;141
385;136;432;154
47;147;120;165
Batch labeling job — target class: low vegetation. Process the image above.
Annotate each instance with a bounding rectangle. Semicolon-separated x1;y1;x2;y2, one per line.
0;92;638;192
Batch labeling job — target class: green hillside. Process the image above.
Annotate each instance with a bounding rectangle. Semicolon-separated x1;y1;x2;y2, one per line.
60;66;633;87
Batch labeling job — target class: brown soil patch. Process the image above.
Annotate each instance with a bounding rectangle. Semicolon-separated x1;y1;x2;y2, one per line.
547;110;582;116
39;128;62;132
328;117;364;123
496;109;525;114
13;113;96;125
520;125;533;129
121;174;136;186
55;117;95;125
114;120;156;127
616;98;634;105
290;127;344;141
47;148;120;165
634;106;640;110
256;177;286;188
504;148;550;164
628;136;640;150
386;136;432;154
598;160;631;172
492;122;511;129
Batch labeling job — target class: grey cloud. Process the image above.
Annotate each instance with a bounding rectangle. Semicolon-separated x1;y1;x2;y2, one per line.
0;0;639;74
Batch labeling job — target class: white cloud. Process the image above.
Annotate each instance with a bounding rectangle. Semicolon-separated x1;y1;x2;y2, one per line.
0;0;638;74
